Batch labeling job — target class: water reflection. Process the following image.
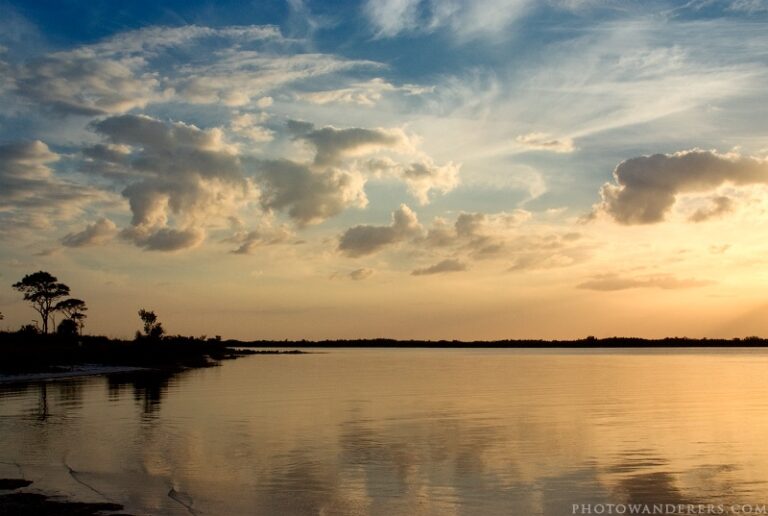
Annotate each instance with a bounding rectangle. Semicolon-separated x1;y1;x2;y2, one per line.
106;369;180;418
2;349;768;515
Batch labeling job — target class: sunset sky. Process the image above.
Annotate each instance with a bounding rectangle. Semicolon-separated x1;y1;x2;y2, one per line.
2;0;768;340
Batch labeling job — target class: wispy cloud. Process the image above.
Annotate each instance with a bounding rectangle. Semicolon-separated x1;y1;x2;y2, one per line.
577;273;713;291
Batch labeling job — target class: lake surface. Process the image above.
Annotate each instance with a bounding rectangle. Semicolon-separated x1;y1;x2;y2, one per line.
2;348;768;515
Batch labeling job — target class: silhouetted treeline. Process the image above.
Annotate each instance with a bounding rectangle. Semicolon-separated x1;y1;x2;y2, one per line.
0;331;253;373
229;336;768;348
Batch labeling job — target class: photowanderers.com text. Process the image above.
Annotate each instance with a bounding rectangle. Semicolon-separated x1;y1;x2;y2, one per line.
573;504;768;514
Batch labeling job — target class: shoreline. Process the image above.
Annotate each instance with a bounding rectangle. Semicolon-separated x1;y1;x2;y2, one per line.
0;365;150;385
229;338;768;348
0;478;125;516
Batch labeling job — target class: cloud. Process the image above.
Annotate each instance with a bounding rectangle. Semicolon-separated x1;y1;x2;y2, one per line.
364;0;421;37
596;149;768;225
14;50;161;115
727;0;768;13
349;268;374;280
230;112;274;143
329;267;376;280
363;0;534;39
227;223;293;254
90;114;252;250
0;140;105;233
126;227;206;251
258;159;367;226
297;78;432;106
338;204;422;257
515;132;575;153
421;210;531;254
292;122;407;167
10;24;378;114
84;25;282;56
411;258;467;276
61;217;118;247
173;50;379;107
281;121;460;208
687;195;735;222
577;273;713;291
335;207;581;274
507;247;581;271
416;210;587;271
368;157;460;205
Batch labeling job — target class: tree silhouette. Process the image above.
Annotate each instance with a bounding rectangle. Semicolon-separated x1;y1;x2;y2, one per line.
138;309;165;340
55;298;88;335
57;318;79;337
12;271;70;334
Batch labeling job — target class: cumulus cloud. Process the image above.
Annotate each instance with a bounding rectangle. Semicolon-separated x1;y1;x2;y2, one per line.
258;120;460;216
368;157;460;205
230;112;274;143
90;114;252;251
338;204;422;257
515;132;575;153
258;159;367;226
415;210;586;272
421;210;531;255
403;161;460;204
597;149;768;225
126;227;206;251
61;217;118;247
291;122;408;166
577;273;713;291
411;258;467;276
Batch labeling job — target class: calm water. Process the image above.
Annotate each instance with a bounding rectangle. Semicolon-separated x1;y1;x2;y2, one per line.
2;348;768;515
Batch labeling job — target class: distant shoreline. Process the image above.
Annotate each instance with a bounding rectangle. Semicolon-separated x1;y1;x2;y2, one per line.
228;337;768;348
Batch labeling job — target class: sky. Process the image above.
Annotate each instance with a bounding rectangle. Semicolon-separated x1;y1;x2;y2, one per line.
1;0;768;340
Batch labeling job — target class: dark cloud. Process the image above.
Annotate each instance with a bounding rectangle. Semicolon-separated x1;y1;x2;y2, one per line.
286;119;316;136
338;204;421;257
61;217;118;247
124;227;205;251
411;258;467;275
598;149;768;225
